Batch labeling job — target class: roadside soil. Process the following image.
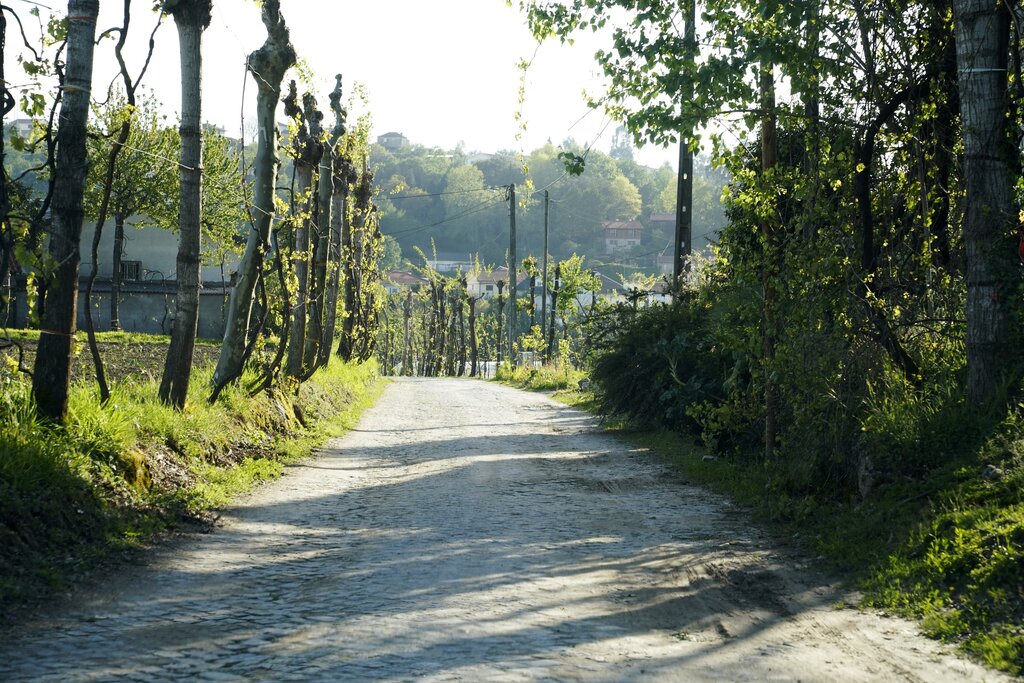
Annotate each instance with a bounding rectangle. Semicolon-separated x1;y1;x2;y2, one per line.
0;336;220;384
0;378;1006;681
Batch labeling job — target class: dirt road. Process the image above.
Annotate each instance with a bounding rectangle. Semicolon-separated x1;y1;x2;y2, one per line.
0;378;1005;681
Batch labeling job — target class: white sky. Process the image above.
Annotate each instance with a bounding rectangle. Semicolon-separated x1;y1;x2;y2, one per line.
5;0;678;168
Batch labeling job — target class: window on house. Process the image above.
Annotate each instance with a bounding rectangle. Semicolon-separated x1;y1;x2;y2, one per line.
121;260;141;281
486;284;494;292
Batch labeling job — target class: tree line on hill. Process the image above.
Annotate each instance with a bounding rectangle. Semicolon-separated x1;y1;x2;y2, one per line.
371;138;727;272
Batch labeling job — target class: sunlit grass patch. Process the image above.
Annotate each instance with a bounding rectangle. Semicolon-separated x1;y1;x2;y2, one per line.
0;351;383;617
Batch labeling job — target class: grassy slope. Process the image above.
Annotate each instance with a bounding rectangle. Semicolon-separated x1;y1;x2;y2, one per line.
0;333;383;620
542;388;1022;676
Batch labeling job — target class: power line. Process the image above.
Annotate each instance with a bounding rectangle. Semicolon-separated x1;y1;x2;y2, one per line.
388;187;497;200
382;191;506;237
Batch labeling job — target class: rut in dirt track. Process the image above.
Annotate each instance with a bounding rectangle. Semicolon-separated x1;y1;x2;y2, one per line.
0;377;1005;682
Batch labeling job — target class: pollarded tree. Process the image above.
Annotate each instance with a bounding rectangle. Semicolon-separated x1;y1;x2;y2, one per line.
159;0;213;409
211;0;295;400
282;84;322;380
305;75;345;370
31;0;101;422
320;148;356;368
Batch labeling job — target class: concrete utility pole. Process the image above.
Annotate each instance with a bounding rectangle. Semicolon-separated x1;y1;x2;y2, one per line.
541;190;550;342
673;0;697;284
507;183;517;363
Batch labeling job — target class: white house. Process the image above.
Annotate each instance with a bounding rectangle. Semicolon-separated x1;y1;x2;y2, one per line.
4;118;36;140
467;267;507;299
427;252;474;273
603;220;643;253
376;132;409;153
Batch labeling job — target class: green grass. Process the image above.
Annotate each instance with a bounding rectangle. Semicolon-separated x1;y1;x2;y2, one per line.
550;388;1023;676
0;353;383;620
494;361;586;392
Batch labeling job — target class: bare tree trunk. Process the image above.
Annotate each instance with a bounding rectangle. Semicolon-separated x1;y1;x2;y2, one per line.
854;81;928;384
423;279;438;374
320;155;353;366
529;272;536;330
0;9;17;329
84;116;130;403
955;0;1016;404
468;295;479;377
306;78;343;369
496;281;505;365
32;0;99;422
211;0;295;398
159;0;212;409
0;231;13;328
547;266;559;359
337;168;371;361
801;0;820;243
110;214;127;330
84;0;156;402
284;91;321;380
284;160;311;378
457;289;466;377
402;290;412;375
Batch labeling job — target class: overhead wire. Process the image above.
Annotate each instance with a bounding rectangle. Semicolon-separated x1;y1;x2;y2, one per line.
388;187;498;200
382;191;507;237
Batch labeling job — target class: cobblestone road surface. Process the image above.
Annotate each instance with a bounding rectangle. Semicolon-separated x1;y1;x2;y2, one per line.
0;378;1006;681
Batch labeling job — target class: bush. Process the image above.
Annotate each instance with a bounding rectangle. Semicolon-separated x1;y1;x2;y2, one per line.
585;290;729;433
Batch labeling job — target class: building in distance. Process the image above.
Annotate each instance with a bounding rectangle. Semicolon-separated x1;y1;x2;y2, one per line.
377;132;409;153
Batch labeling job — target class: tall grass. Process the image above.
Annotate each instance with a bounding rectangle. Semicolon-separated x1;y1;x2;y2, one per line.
494;360;585;391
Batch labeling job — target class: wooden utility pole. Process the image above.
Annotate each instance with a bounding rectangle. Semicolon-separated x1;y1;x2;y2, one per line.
954;0;1015;404
673;0;696;283
507;183;517;363
541;189;550;342
761;62;779;461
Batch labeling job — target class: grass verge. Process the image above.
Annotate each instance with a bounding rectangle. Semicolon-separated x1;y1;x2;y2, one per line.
494;361;586;392
548;388;1023;676
0;350;383;622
